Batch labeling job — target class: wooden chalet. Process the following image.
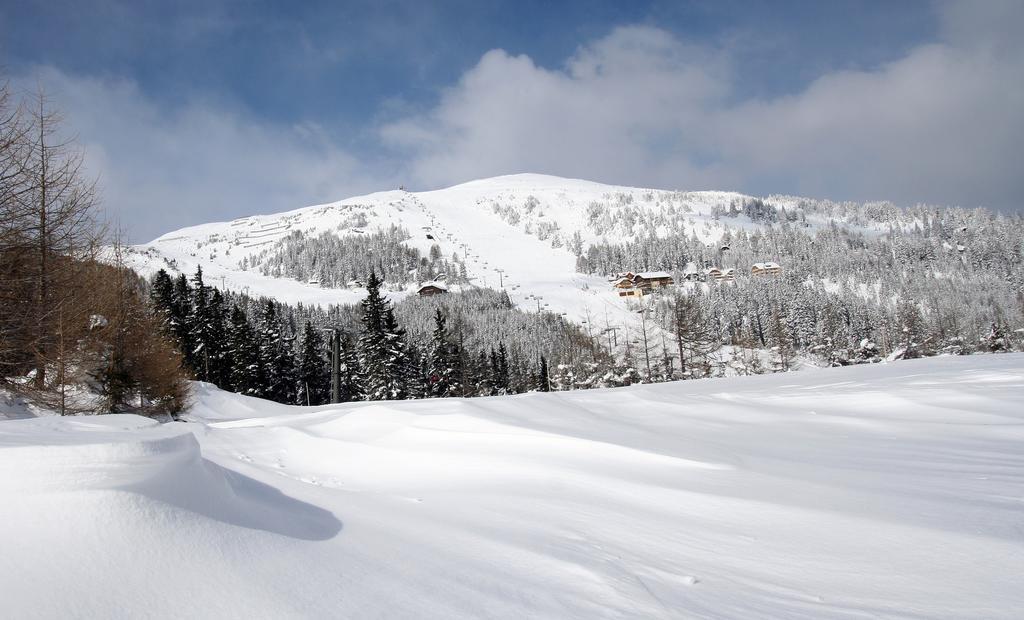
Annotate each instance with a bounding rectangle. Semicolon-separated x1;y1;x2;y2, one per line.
705;267;735;283
633;271;674;289
611;271;675;298
611;276;635;290
416;282;448;297
751;262;782;277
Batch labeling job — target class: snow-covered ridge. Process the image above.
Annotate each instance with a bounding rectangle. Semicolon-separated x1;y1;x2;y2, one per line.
123;173;840;332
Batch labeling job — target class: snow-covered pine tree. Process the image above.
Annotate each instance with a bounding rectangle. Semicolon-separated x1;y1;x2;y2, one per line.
472;350;491;396
381;306;414;400
297;320;329;405
671;292;718;378
537;355;550;392
357;271;387;399
171;272;194;370
489;343;511;394
187;266;229;385
769;307;795;372
227;304;260;396
207;289;230;388
427;309;455;397
149;269;175;333
982;321;1009;353
358;271;413;400
895;300;932;359
338;333;363;402
257;299;291;401
187;266;211;380
405;337;426;399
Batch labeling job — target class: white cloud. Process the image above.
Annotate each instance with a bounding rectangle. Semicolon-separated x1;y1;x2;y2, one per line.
14;2;1023;243
381;26;737;192
11;67;395;242
384;2;1024;210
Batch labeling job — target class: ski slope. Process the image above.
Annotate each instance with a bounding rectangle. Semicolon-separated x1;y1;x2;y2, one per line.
122;173;810;333
2;355;1023;618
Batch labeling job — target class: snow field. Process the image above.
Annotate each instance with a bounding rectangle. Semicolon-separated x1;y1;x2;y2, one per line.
1;354;1023;618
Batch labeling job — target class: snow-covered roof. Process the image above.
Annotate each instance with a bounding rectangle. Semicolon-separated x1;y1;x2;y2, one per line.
634;271;672;280
417;282;448;291
752;262;781;270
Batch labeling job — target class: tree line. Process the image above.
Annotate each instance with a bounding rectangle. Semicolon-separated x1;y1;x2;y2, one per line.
149;267;573;406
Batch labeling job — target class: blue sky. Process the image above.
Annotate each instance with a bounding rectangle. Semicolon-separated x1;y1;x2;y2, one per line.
3;1;1021;240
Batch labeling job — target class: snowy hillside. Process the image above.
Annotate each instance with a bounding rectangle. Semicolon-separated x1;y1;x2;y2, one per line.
3;354;1023;618
124;174;821;326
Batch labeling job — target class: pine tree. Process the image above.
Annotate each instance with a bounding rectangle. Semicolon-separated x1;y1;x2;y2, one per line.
895;300;932;359
671;292;719;378
982;321;1008;352
150;269;175;333
227;304;260;396
381;306;413;399
257;300;281;399
427;309;454;397
339;333;363;402
489;343;511;394
449;338;466;397
207;289;229;388
256;300;297;404
769;307;795;372
271;332;298;404
187;266;224;383
406;339;426;399
358;271;412;400
473;350;491;396
537;355;550;392
171;272;194;370
297;321;329;405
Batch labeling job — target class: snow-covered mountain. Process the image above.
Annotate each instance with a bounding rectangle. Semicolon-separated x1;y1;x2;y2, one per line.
125;173;838;327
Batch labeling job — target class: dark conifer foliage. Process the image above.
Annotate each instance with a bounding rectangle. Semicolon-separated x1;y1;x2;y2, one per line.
258;299;297;404
149;265;590;405
338;333;363;402
297;321;329;406
537;356;550;392
427;309;456;398
227;304;259;396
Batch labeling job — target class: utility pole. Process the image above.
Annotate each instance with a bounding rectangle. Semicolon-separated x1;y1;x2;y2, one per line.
661;331;673;379
583;306;597;361
496;268;504;288
330;328;341;404
605;326;619;349
637;308;652;379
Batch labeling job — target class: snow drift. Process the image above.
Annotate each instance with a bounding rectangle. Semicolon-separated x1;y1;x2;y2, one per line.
2;355;1023;618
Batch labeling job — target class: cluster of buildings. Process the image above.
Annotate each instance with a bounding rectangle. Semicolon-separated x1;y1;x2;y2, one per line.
610;262;783;297
611;271;675;298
